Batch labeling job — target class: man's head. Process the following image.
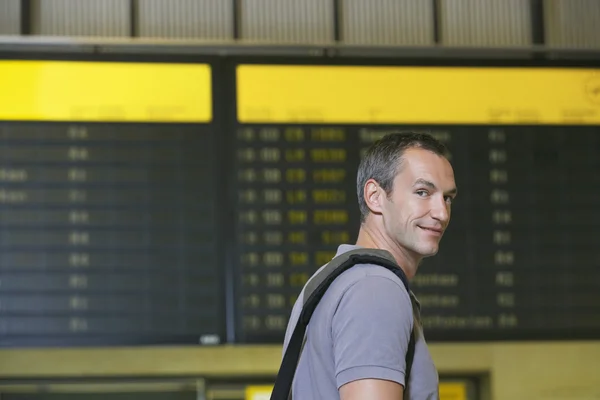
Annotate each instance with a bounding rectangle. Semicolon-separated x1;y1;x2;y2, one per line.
357;132;457;259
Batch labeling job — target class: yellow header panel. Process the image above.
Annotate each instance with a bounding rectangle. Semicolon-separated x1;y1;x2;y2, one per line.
0;60;212;122
237;65;600;125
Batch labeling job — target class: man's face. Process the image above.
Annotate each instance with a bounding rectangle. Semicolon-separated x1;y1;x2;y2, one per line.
380;148;457;258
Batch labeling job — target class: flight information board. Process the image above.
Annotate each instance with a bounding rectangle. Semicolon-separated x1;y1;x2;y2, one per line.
2;57;600;347
0;60;224;346
233;64;600;343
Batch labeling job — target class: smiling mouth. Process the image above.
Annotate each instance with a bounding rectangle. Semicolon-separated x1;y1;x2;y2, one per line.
419;226;443;235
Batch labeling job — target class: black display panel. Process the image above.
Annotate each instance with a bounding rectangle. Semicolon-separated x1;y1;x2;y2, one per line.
0;121;224;346
232;123;600;343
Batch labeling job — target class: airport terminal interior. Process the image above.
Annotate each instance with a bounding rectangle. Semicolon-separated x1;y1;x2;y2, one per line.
0;0;599;399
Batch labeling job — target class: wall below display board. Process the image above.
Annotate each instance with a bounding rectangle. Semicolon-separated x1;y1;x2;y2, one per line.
0;341;598;400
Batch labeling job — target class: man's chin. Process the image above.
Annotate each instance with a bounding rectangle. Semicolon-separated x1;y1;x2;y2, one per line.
418;244;440;258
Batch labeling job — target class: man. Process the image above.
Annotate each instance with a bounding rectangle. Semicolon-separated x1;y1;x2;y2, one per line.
282;132;457;399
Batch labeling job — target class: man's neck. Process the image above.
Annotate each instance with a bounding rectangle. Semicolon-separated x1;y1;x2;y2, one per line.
355;222;420;280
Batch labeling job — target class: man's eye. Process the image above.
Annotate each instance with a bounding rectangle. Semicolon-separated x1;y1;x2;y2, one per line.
444;196;454;204
416;190;428;197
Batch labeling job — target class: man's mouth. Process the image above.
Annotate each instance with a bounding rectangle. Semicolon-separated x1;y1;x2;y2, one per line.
419;226;443;235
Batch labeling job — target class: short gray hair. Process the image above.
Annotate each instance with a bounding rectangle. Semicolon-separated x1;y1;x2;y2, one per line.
357;132;450;222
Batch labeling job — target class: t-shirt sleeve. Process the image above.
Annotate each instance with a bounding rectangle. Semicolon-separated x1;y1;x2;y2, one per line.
332;275;413;389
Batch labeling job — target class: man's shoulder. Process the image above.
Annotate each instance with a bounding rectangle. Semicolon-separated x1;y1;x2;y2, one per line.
283;244;412;353
290;244;410;315
331;262;407;293
323;244;409;295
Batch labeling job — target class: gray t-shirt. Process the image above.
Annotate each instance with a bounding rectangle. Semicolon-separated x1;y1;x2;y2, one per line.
282;244;439;399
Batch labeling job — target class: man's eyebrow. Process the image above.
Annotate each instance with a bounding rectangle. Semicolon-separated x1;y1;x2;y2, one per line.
413;178;436;190
447;187;458;196
413;178;458;196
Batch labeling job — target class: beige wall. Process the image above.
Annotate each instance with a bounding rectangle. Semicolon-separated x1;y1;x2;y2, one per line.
432;341;600;399
0;341;598;399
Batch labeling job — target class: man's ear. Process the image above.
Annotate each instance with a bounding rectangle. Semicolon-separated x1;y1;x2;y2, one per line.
364;178;385;216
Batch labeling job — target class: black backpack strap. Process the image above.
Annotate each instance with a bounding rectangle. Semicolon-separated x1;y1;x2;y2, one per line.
404;290;420;395
270;248;415;400
405;328;416;392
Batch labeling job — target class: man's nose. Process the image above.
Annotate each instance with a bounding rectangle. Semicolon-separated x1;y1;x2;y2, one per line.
431;196;450;224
